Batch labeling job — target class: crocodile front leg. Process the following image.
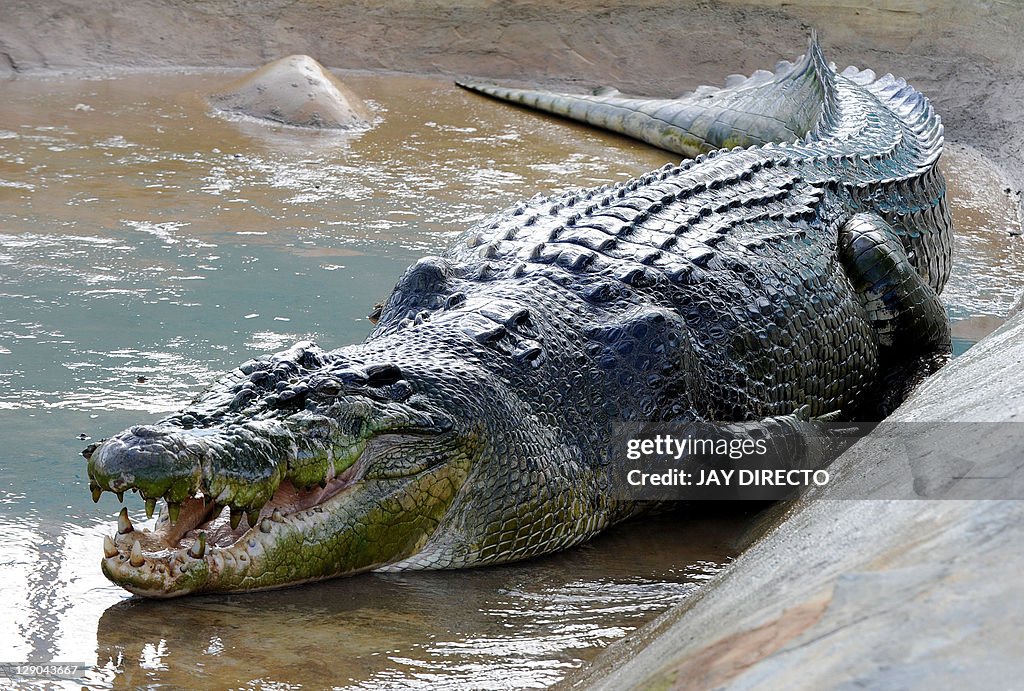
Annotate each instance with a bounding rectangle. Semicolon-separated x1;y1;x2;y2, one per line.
839;212;951;356
839;212;951;411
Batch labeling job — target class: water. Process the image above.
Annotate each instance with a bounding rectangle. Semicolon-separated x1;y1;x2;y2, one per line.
86;512;740;690
939;143;1024;355
0;70;1020;689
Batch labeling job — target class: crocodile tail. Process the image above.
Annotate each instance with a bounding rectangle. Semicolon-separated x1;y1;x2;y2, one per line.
857;70;944;170
456;35;833;158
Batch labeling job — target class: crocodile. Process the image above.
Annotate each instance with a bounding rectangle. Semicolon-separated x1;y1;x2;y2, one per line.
84;37;952;597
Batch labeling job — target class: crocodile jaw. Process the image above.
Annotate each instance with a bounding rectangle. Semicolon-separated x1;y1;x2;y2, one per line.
97;450;470;597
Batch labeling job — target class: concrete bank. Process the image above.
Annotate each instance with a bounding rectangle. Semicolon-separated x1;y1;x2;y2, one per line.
569;306;1024;689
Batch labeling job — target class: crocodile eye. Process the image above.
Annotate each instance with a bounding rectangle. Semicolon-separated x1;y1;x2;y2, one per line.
365;364;403;388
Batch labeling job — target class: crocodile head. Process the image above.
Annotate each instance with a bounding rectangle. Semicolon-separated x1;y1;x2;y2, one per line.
84;339;500;597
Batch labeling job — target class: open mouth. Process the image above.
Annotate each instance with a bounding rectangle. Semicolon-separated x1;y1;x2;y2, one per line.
109;457;367;560
87;421;463;597
90;432;382;596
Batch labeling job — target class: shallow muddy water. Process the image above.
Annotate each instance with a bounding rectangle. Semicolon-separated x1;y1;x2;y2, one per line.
0;70;1020;690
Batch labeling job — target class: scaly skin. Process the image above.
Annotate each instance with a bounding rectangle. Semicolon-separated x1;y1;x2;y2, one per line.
85;38;952;596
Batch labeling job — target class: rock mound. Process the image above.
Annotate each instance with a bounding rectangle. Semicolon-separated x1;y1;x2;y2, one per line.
210;54;370;129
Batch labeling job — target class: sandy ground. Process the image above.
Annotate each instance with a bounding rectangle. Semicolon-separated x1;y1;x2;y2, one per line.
1;0;1022;221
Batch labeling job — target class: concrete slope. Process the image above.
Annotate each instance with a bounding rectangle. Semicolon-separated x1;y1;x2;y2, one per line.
573;305;1024;690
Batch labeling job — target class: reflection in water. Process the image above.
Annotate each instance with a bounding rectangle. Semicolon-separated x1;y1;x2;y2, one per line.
0;515;41;661
0;70;1020;690
87;513;740;690
0;515;127;683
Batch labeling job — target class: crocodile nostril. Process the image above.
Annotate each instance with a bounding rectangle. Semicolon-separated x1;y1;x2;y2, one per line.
298;348;323;369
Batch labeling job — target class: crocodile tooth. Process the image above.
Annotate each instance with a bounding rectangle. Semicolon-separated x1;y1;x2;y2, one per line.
103;535;118;558
145;497;156;519
271;509;284;523
246;509;259;528
229;507;242;531
259;518;272;533
187;532;207;559
117;507;134;535
168;502;180;525
91;484;102;503
129;540;145;567
115;491;124;503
